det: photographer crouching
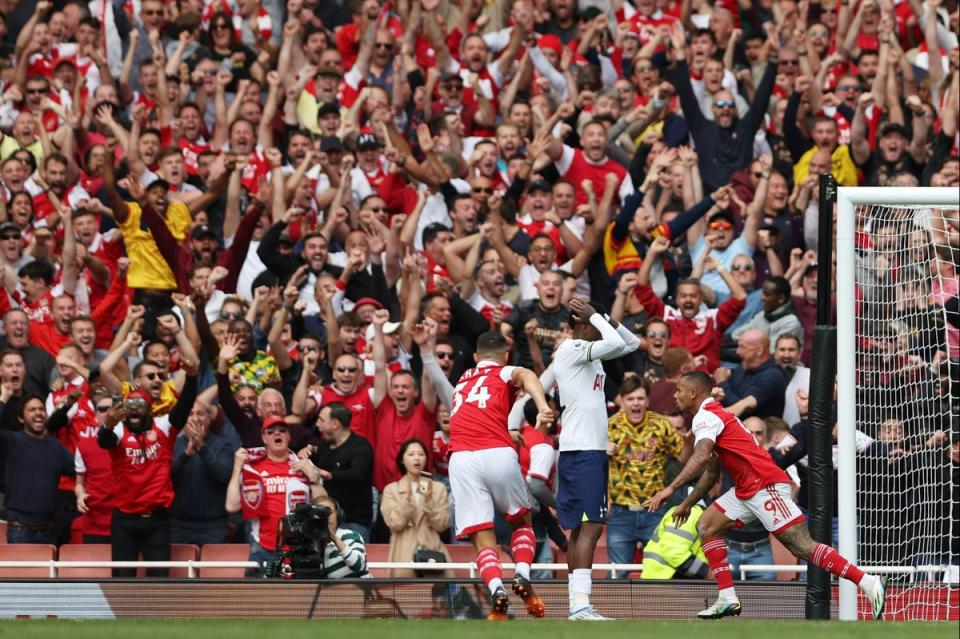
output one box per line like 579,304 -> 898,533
226,417 -> 368,578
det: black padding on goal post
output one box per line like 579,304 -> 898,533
805,173 -> 838,620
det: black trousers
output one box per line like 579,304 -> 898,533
111,509 -> 171,577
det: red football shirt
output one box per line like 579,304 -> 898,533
106,418 -> 178,514
555,146 -> 628,208
245,457 -> 310,551
449,362 -> 518,453
372,400 -> 436,491
319,384 -> 376,446
692,399 -> 790,499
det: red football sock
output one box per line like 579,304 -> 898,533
510,526 -> 536,565
477,547 -> 503,591
811,543 -> 865,585
701,537 -> 735,591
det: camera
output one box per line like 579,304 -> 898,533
264,503 -> 332,579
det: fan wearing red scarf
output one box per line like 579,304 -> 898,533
226,416 -> 325,577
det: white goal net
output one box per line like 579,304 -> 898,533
836,188 -> 959,621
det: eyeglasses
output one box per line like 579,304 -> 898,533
779,59 -> 799,67
472,187 -> 493,194
143,9 -> 162,15
213,22 -> 230,30
264,425 -> 288,434
96,405 -> 111,413
635,66 -> 654,73
435,352 -> 453,360
336,366 -> 358,373
141,372 -> 162,381
709,221 -> 733,231
713,100 -> 735,109
731,264 -> 753,272
26,88 -> 47,95
220,311 -> 243,320
646,331 -> 669,338
0,234 -> 20,240
124,397 -> 148,409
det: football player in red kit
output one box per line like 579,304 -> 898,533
646,371 -> 887,620
447,331 -> 553,621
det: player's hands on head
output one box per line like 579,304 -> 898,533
569,297 -> 596,323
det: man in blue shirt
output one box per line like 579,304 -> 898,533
714,329 -> 786,419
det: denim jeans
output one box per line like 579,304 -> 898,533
247,540 -> 277,578
725,539 -> 776,581
7,524 -> 57,544
606,504 -> 667,577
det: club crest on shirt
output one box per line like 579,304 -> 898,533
146,431 -> 157,443
241,479 -> 263,510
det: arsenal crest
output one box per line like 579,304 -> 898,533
146,431 -> 157,443
242,480 -> 263,510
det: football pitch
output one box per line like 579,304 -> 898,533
0,619 -> 954,639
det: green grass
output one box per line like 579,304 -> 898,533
0,619 -> 953,639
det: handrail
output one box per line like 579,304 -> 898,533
4,561 -> 948,581
0,560 -> 646,579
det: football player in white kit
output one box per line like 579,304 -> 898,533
552,297 -> 640,620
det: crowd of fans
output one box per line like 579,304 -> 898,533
0,0 -> 956,579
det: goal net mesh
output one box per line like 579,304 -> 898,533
850,202 -> 958,621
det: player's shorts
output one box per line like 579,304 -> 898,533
713,483 -> 805,533
557,450 -> 608,530
448,447 -> 530,539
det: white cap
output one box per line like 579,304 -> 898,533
365,322 -> 402,342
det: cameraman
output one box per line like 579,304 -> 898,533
314,495 -> 370,578
226,416 -> 324,577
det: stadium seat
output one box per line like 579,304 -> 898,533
58,543 -> 112,578
0,520 -> 6,545
0,544 -> 56,577
444,543 -> 478,578
365,543 -> 391,578
132,544 -> 198,578
770,534 -> 799,582
198,544 -> 249,578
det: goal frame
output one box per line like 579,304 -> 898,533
835,186 -> 960,620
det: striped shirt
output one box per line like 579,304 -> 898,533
323,528 -> 370,578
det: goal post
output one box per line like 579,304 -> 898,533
836,187 -> 960,621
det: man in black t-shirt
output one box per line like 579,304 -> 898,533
308,401 -> 374,542
852,114 -> 928,187
503,270 -> 572,370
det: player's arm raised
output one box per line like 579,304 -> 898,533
371,309 -> 390,408
511,367 -> 554,432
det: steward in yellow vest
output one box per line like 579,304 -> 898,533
641,504 -> 709,579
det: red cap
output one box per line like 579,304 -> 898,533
353,297 -> 384,310
538,35 -> 563,56
126,388 -> 153,404
261,416 -> 288,431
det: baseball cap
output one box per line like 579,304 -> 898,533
276,233 -> 294,247
353,297 -> 384,310
880,122 -> 908,139
537,34 -> 563,56
527,179 -> 552,193
365,320 -> 402,342
320,135 -> 344,152
146,177 -> 170,192
126,388 -> 153,404
0,222 -> 21,236
709,209 -> 735,225
356,133 -> 381,150
191,224 -> 217,240
317,101 -> 341,117
261,415 -> 288,431
316,66 -> 342,78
